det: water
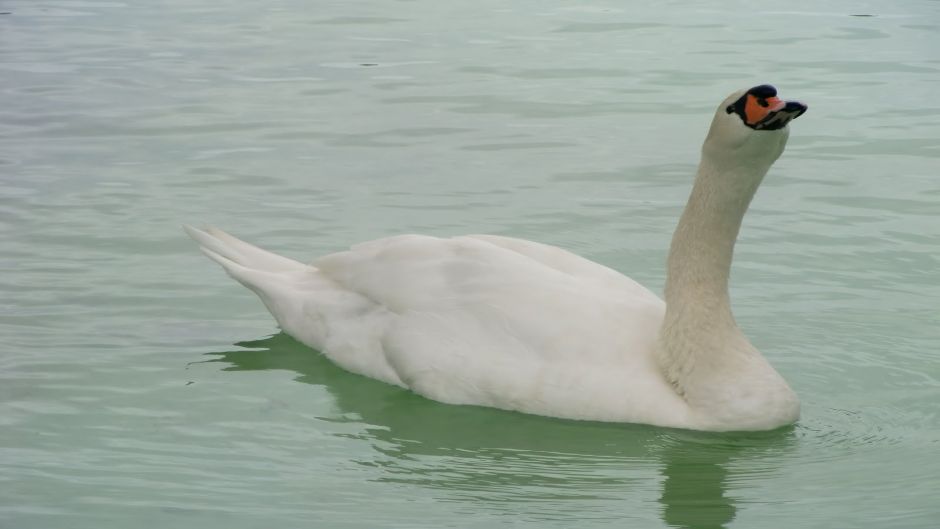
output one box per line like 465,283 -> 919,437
2,0 -> 939,527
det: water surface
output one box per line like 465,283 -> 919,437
2,1 -> 939,527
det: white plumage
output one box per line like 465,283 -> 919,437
186,86 -> 807,431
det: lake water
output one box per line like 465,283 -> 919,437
2,1 -> 939,527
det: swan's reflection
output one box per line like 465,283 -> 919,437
206,333 -> 794,528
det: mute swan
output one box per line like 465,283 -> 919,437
186,85 -> 807,432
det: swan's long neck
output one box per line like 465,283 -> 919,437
663,154 -> 769,324
648,92 -> 804,430
656,148 -> 775,401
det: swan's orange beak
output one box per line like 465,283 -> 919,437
727,85 -> 807,131
744,94 -> 786,126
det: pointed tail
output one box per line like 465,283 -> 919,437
183,225 -> 315,329
183,225 -> 306,275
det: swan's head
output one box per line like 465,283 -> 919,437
704,85 -> 807,165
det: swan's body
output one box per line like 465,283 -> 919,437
187,86 -> 807,431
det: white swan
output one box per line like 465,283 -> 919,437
186,85 -> 807,432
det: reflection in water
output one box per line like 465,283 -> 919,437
657,437 -> 738,529
206,333 -> 795,528
661,454 -> 735,528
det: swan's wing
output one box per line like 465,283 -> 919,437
313,234 -> 662,318
466,234 -> 656,297
310,235 -> 669,417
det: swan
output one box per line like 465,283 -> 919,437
185,85 -> 807,432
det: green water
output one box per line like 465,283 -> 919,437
2,1 -> 939,527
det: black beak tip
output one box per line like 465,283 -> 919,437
787,101 -> 808,112
785,101 -> 808,120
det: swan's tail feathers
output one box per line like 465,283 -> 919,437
183,225 -> 307,274
183,225 -> 317,333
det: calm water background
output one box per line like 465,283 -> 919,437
2,1 -> 939,527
